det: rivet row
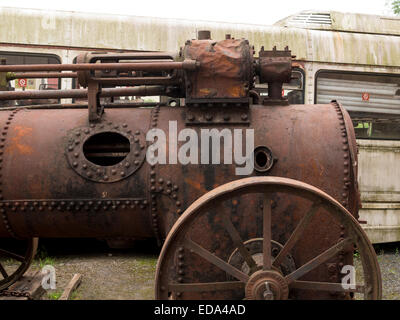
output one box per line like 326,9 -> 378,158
0,110 -> 21,238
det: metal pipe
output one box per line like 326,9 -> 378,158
81,52 -> 177,60
0,102 -> 162,110
8,72 -> 78,79
89,77 -> 179,86
0,60 -> 198,72
0,85 -> 166,100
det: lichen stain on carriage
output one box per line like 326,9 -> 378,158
6,126 -> 33,155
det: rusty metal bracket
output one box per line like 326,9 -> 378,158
185,106 -> 250,126
87,81 -> 103,122
257,46 -> 293,105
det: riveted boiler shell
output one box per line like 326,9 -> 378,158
153,103 -> 356,237
0,103 -> 357,253
0,102 -> 357,298
151,102 -> 356,299
0,108 -> 154,238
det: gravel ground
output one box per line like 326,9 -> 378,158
3,239 -> 400,300
370,244 -> 400,300
31,239 -> 159,300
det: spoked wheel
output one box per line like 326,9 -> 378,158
0,238 -> 38,290
155,177 -> 381,300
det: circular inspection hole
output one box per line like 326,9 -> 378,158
253,146 -> 274,173
83,132 -> 131,166
168,99 -> 178,107
257,151 -> 270,168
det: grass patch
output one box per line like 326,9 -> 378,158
134,256 -> 158,268
38,257 -> 56,268
0,258 -> 15,266
47,291 -> 62,300
70,291 -> 79,300
34,244 -> 57,268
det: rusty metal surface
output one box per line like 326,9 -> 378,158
155,177 -> 381,300
0,32 -> 379,298
258,46 -> 292,102
0,102 -> 357,243
75,51 -> 182,88
0,86 -> 167,101
0,108 -> 153,238
147,102 -> 364,300
334,100 -> 361,217
153,102 -> 359,238
7,72 -> 77,80
0,60 -> 198,73
183,38 -> 253,104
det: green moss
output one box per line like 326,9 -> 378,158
47,291 -> 62,300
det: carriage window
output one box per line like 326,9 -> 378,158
316,71 -> 400,140
256,68 -> 305,104
0,51 -> 61,106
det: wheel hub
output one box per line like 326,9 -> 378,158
228,238 -> 296,277
245,270 -> 289,300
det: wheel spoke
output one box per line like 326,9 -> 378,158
290,280 -> 365,293
0,262 -> 8,279
285,237 -> 352,284
0,248 -> 25,262
221,212 -> 257,271
263,195 -> 272,270
183,237 -> 249,282
169,281 -> 245,292
273,201 -> 321,268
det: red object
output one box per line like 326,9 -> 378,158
18,78 -> 27,87
47,77 -> 58,89
362,92 -> 370,101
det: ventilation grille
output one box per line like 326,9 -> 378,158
287,13 -> 332,26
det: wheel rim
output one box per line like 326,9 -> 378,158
0,238 -> 38,290
155,177 -> 381,300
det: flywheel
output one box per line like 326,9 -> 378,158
155,177 -> 381,300
0,238 -> 38,290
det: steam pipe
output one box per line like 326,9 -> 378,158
0,60 -> 198,72
0,85 -> 167,100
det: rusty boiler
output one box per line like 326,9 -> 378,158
0,31 -> 381,300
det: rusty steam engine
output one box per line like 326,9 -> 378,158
0,31 -> 381,300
